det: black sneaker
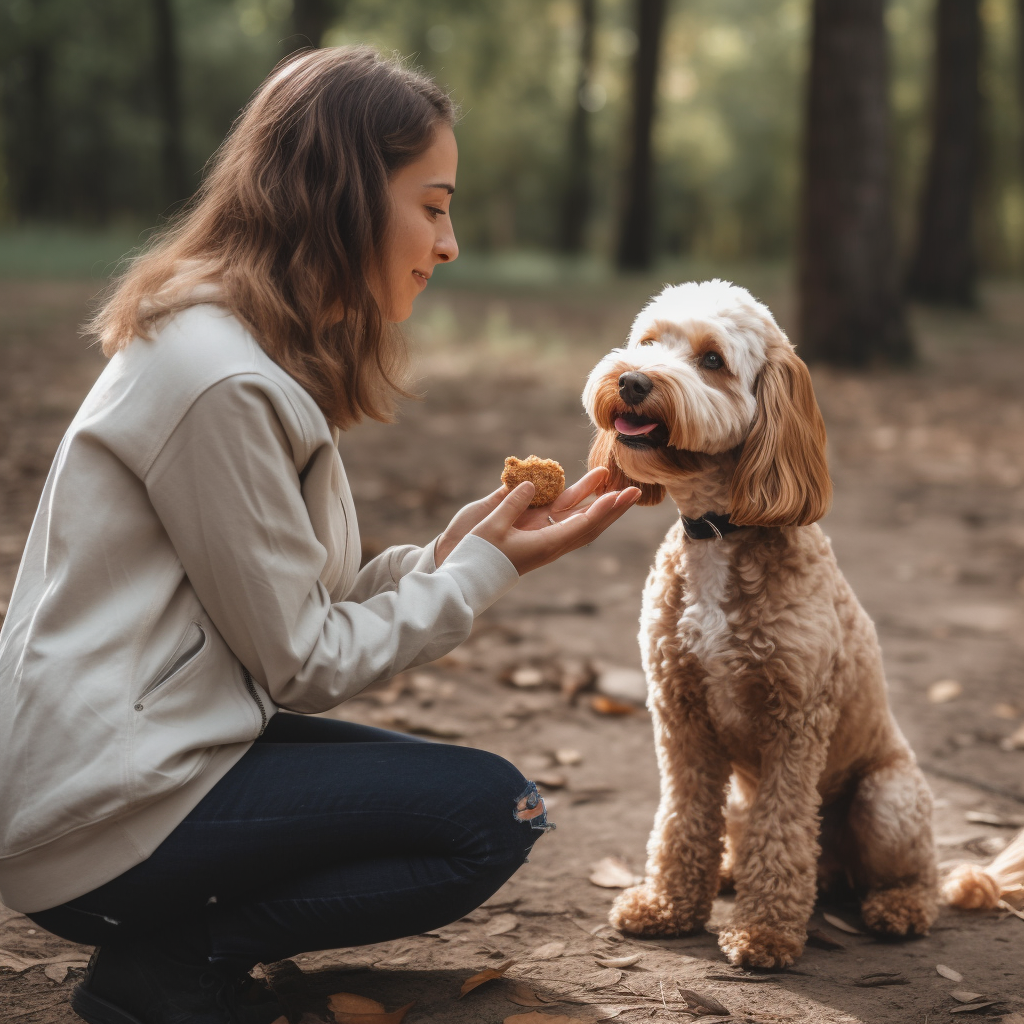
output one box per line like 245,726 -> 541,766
70,945 -> 282,1024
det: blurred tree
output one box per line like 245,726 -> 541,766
290,0 -> 342,50
558,0 -> 596,254
615,0 -> 667,270
1,0 -> 57,219
798,0 -> 913,366
1019,0 -> 1024,172
907,0 -> 981,306
152,0 -> 188,211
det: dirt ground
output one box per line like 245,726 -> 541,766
1,274 -> 1023,1024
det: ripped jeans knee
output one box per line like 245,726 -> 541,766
514,780 -> 555,860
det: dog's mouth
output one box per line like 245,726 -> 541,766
614,411 -> 670,450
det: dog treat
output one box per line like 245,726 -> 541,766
502,455 -> 565,507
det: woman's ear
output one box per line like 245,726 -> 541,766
728,345 -> 832,527
589,429 -> 666,506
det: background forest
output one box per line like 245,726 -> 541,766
1,0 -> 1022,285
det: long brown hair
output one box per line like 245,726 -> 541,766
88,46 -> 455,428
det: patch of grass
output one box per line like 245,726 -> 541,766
0,226 -> 149,279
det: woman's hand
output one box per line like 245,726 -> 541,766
434,467 -> 638,571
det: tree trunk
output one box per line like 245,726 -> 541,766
907,0 -> 981,306
1017,0 -> 1024,182
290,0 -> 336,50
152,0 -> 188,211
798,0 -> 913,366
20,35 -> 53,219
558,0 -> 597,254
615,0 -> 667,271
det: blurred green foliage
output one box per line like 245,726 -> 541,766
0,0 -> 1021,274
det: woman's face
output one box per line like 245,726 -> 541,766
381,125 -> 459,322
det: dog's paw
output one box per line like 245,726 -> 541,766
718,923 -> 805,969
861,884 -> 938,937
609,884 -> 707,937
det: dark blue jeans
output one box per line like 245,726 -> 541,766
28,713 -> 551,969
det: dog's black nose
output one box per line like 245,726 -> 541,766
618,371 -> 653,406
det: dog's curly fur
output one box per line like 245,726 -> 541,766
583,280 -> 938,968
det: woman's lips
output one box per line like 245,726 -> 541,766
614,416 -> 658,436
413,270 -> 430,289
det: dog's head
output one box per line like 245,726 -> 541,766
583,280 -> 832,527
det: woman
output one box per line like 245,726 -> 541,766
0,47 -> 639,1024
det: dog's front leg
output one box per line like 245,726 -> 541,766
610,686 -> 731,937
717,710 -> 833,969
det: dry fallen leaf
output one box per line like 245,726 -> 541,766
507,983 -> 549,1007
533,771 -> 567,789
529,940 -> 566,960
928,679 -> 962,703
678,989 -> 730,1016
43,963 -> 73,984
586,969 -> 623,988
0,949 -> 90,975
461,959 -> 516,997
329,994 -> 387,1014
554,748 -> 583,766
328,992 -> 415,1024
504,1014 -> 575,1024
1002,722 -> 1024,751
936,964 -> 964,983
510,667 -> 546,688
806,928 -> 845,951
822,912 -> 863,935
854,972 -> 908,987
950,991 -> 986,1003
949,1002 -> 999,1014
589,857 -> 637,889
594,954 -> 641,969
590,695 -> 636,716
486,913 -> 519,936
964,810 -> 1024,828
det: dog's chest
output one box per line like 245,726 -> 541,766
677,542 -> 736,669
675,542 -> 755,739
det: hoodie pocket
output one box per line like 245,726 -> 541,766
138,620 -> 207,703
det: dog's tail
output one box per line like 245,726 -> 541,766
942,827 -> 1024,911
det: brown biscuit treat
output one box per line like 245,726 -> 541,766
502,455 -> 565,507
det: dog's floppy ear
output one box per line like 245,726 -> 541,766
728,344 -> 832,527
589,429 -> 666,506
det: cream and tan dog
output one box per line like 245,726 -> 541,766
584,280 -> 937,968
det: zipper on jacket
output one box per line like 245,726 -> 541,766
139,622 -> 207,702
243,666 -> 268,736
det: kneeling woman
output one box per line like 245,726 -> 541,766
0,47 -> 638,1024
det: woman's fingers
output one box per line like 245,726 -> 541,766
550,466 -> 609,513
485,481 -> 536,529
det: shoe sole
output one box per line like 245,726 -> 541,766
71,984 -> 146,1024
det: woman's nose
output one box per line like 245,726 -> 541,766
435,226 -> 458,263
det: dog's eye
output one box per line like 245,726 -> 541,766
637,337 -> 656,347
700,351 -> 724,370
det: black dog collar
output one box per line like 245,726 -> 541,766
681,511 -> 745,540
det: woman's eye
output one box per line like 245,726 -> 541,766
700,351 -> 724,370
426,206 -> 445,218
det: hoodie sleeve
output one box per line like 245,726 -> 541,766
144,375 -> 518,713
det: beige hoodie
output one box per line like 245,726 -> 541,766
0,304 -> 519,913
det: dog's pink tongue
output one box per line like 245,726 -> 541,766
615,416 -> 658,436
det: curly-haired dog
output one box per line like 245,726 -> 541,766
583,280 -> 937,968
